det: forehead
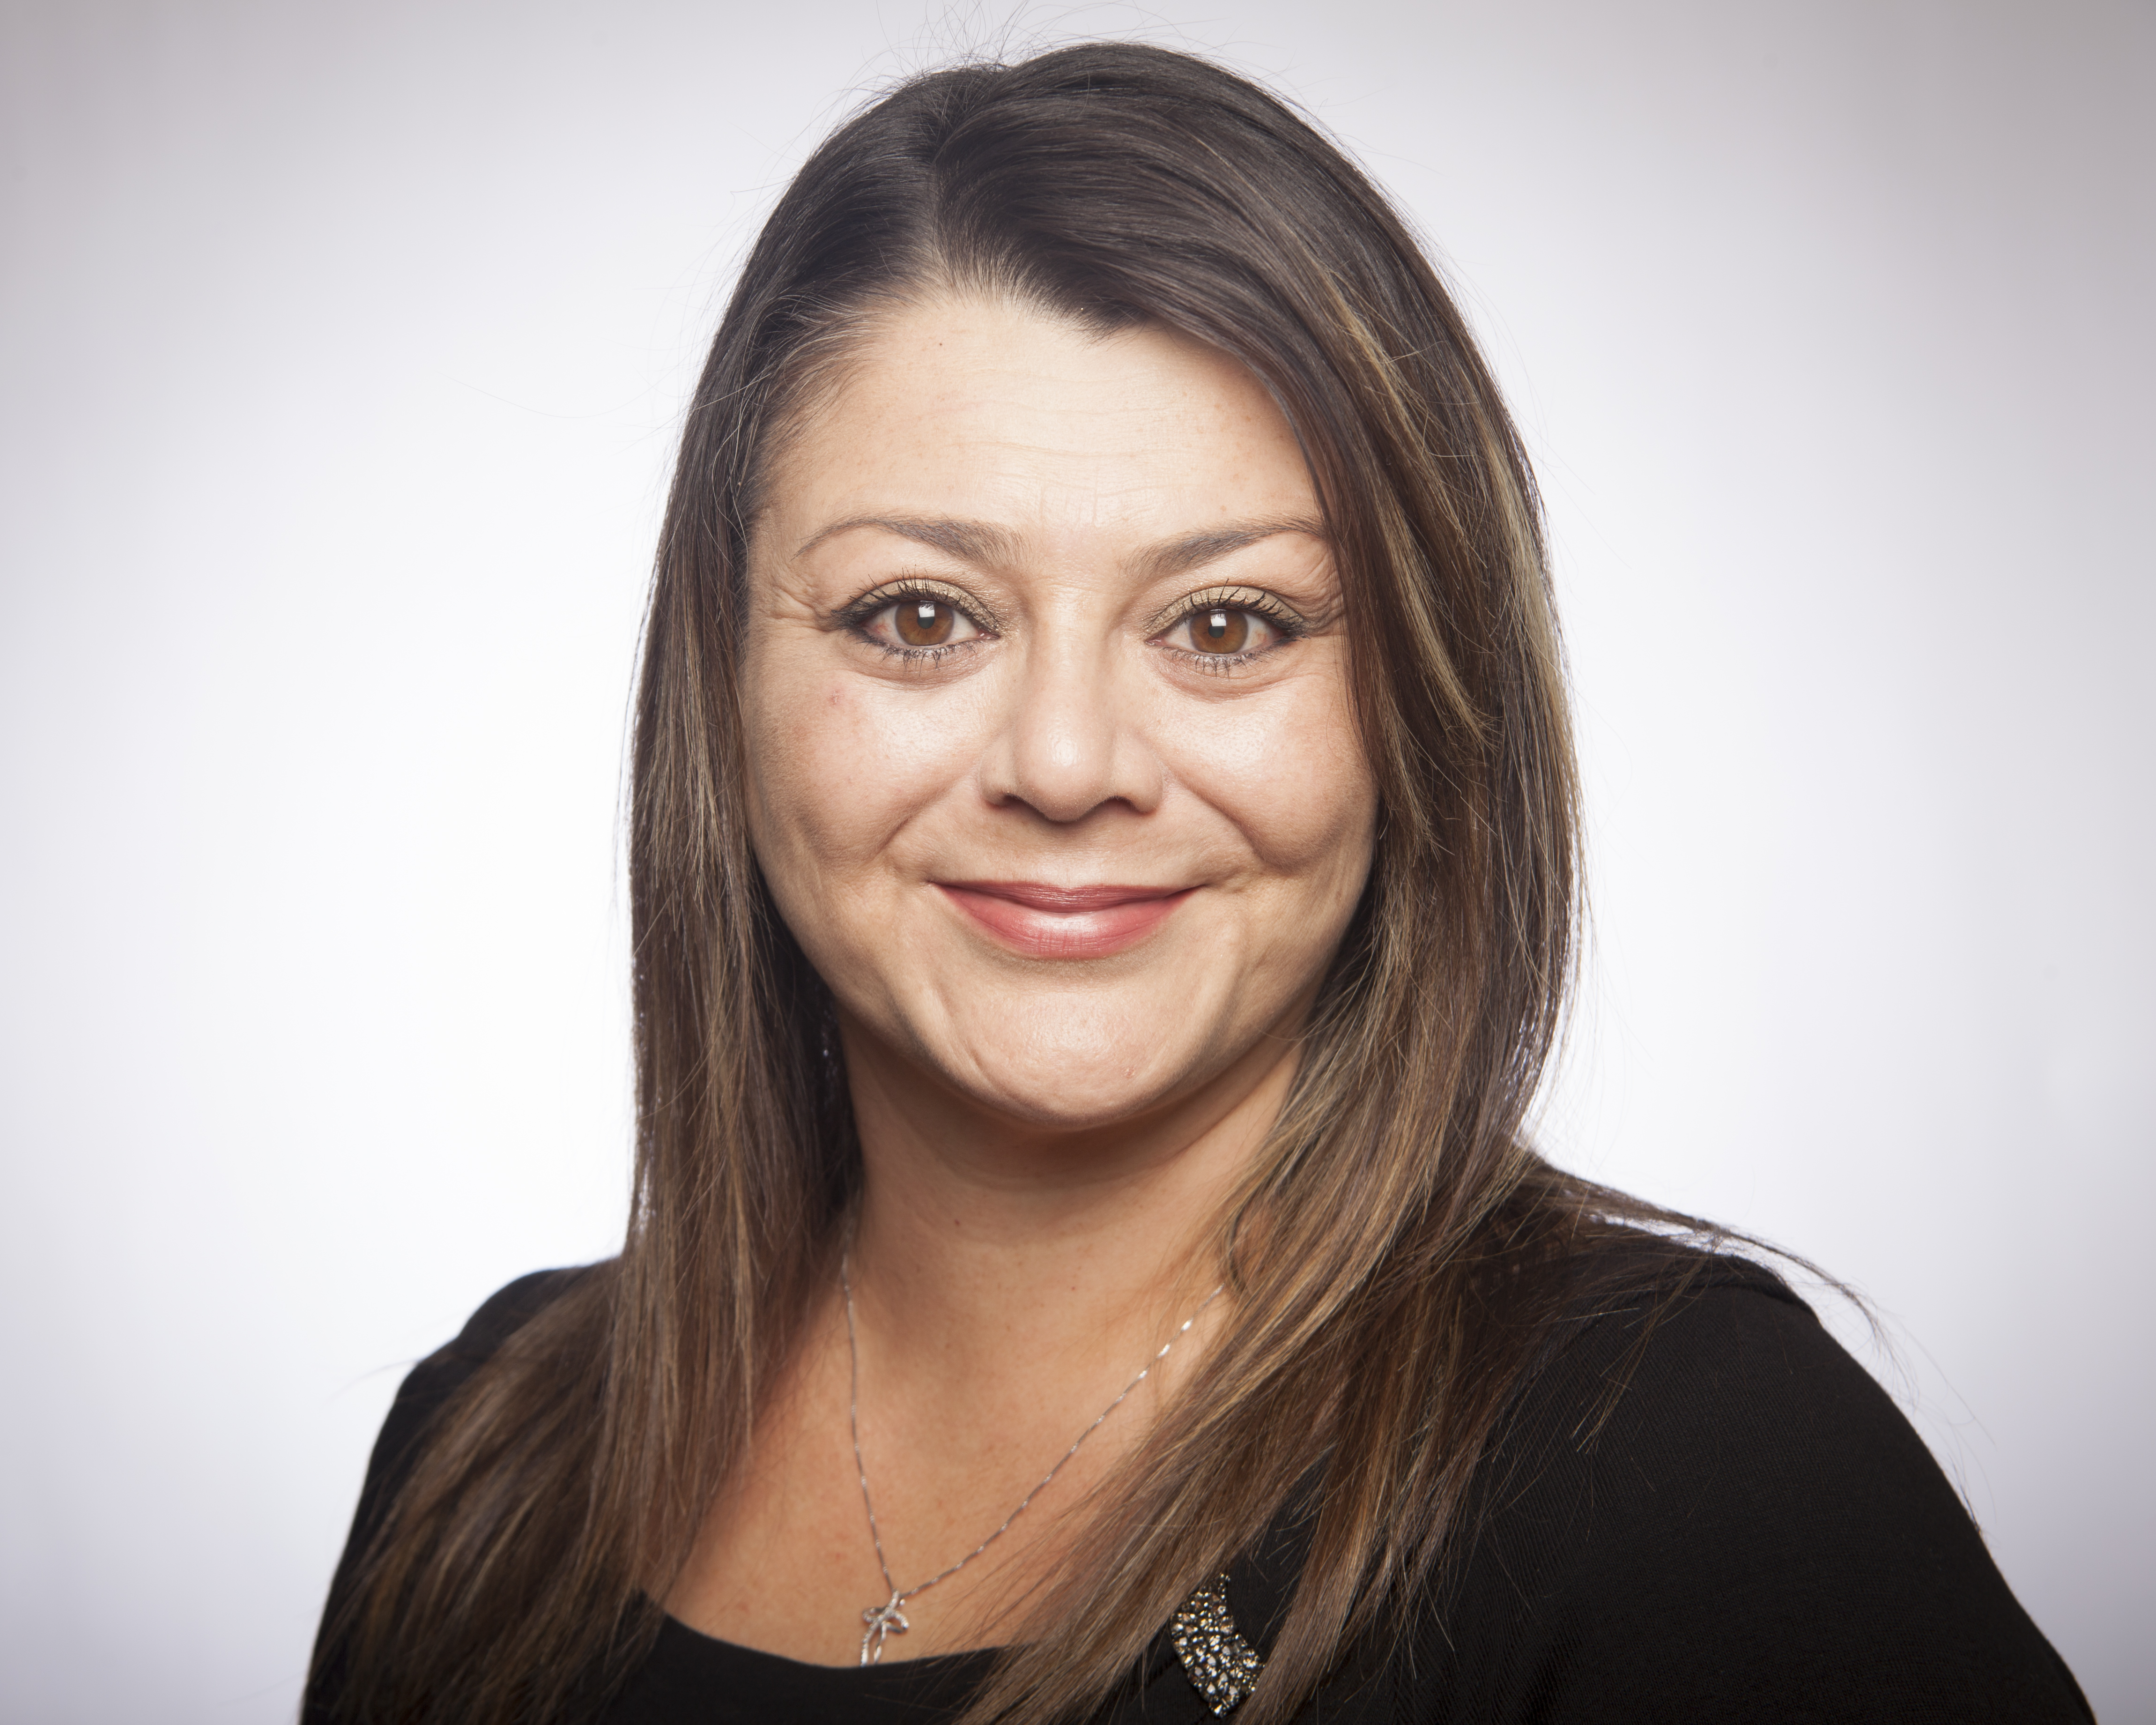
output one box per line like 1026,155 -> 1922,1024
758,293 -> 1319,558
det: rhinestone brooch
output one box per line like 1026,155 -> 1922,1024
1169,1574 -> 1263,1716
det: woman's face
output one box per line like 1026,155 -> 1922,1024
742,294 -> 1378,1133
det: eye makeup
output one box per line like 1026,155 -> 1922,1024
832,578 -> 1001,663
1148,585 -> 1311,674
827,577 -> 1319,674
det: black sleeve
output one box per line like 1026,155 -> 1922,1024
1405,1273 -> 2091,1723
302,1268 -> 590,1723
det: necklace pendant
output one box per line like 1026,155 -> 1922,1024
859,1591 -> 910,1665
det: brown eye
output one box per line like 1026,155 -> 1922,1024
1193,608 -> 1250,654
1157,599 -> 1291,665
894,599 -> 956,647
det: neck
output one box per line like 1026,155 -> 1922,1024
836,1006 -> 1300,1391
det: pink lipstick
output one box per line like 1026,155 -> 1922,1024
935,880 -> 1195,959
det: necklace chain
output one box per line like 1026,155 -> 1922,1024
841,1248 -> 1222,1665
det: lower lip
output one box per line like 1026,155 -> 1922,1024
936,885 -> 1195,959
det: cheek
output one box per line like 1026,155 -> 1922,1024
1160,670 -> 1376,883
741,647 -> 984,885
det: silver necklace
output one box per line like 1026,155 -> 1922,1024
840,1249 -> 1222,1665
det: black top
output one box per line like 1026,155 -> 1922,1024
311,1259 -> 2091,1724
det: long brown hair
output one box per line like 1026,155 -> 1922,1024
315,42 -> 1722,1725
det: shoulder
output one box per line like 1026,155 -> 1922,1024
1529,1249 -> 1880,1476
1402,1251 -> 2091,1722
1520,1260 -> 1933,1552
306,1266 -> 608,1720
323,1269 -> 602,1586
393,1266 -> 600,1422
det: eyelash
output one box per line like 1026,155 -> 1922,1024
835,582 -> 1308,671
1152,588 -> 1308,674
838,581 -> 998,663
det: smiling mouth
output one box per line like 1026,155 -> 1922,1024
934,880 -> 1197,959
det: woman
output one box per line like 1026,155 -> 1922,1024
305,43 -> 2089,1725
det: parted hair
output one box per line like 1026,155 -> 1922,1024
309,40 -> 1716,1725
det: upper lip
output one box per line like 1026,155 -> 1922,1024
935,880 -> 1193,911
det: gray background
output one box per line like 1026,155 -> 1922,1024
2,1 -> 2149,1719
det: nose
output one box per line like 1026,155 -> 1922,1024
976,630 -> 1164,823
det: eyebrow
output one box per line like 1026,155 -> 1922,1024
794,513 -> 1327,576
1133,517 -> 1328,580
795,514 -> 1019,564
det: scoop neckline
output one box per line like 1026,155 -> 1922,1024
658,1610 -> 1005,1678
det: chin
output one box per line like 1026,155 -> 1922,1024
927,996 -> 1245,1131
